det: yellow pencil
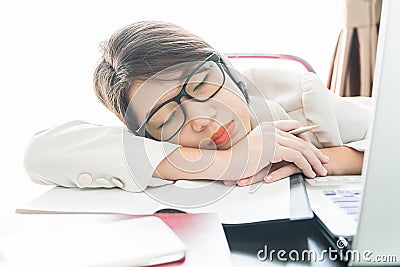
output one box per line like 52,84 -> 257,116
288,125 -> 319,135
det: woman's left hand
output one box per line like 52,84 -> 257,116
228,161 -> 301,187
229,120 -> 320,187
223,119 -> 329,186
231,146 -> 365,187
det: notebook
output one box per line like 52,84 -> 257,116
0,216 -> 186,267
305,0 -> 400,265
17,174 -> 312,225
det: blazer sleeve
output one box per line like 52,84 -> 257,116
243,67 -> 373,151
328,92 -> 373,151
299,72 -> 373,151
23,120 -> 180,192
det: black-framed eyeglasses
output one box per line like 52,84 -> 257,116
135,53 -> 225,141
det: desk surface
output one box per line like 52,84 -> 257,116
0,212 -> 233,267
0,213 -> 347,266
224,218 -> 347,266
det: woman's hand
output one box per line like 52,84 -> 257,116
271,120 -> 329,177
222,120 -> 329,184
224,120 -> 329,186
233,146 -> 364,187
157,119 -> 328,183
232,161 -> 301,187
232,120 -> 328,177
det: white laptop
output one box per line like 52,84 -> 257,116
305,0 -> 400,265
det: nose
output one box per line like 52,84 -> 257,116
191,117 -> 212,132
181,99 -> 216,133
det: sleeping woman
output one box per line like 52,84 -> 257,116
24,21 -> 372,192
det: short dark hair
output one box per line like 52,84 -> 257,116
93,20 -> 213,129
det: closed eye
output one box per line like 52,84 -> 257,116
193,81 -> 206,91
192,73 -> 209,92
158,111 -> 177,129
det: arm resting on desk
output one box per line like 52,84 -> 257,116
23,120 -> 178,192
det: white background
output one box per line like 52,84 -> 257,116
0,0 -> 343,214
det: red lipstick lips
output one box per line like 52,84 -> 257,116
211,121 -> 235,146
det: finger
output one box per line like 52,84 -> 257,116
274,120 -> 301,131
279,131 -> 330,165
275,146 -> 316,178
236,176 -> 254,187
297,132 -> 311,142
299,136 -> 329,164
277,131 -> 329,164
269,161 -> 289,172
223,180 -> 237,186
237,166 -> 270,187
264,164 -> 301,183
238,173 -> 265,187
274,120 -> 312,143
277,136 -> 327,176
281,130 -> 329,161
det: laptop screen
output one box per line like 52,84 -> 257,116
350,0 -> 400,265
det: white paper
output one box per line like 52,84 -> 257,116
18,179 -> 290,224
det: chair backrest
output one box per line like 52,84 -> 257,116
226,53 -> 315,73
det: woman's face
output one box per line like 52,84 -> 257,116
128,61 -> 252,150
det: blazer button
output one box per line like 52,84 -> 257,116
77,173 -> 92,187
110,178 -> 124,188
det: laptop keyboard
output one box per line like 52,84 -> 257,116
322,189 -> 362,221
305,176 -> 361,186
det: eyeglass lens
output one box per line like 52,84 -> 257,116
145,60 -> 224,141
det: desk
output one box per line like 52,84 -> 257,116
0,213 -> 347,266
0,212 -> 232,267
224,218 -> 347,266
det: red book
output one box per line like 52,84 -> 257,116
146,213 -> 233,267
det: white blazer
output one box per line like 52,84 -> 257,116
23,68 -> 373,192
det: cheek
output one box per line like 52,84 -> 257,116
218,80 -> 247,108
217,91 -> 251,129
171,128 -> 200,148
